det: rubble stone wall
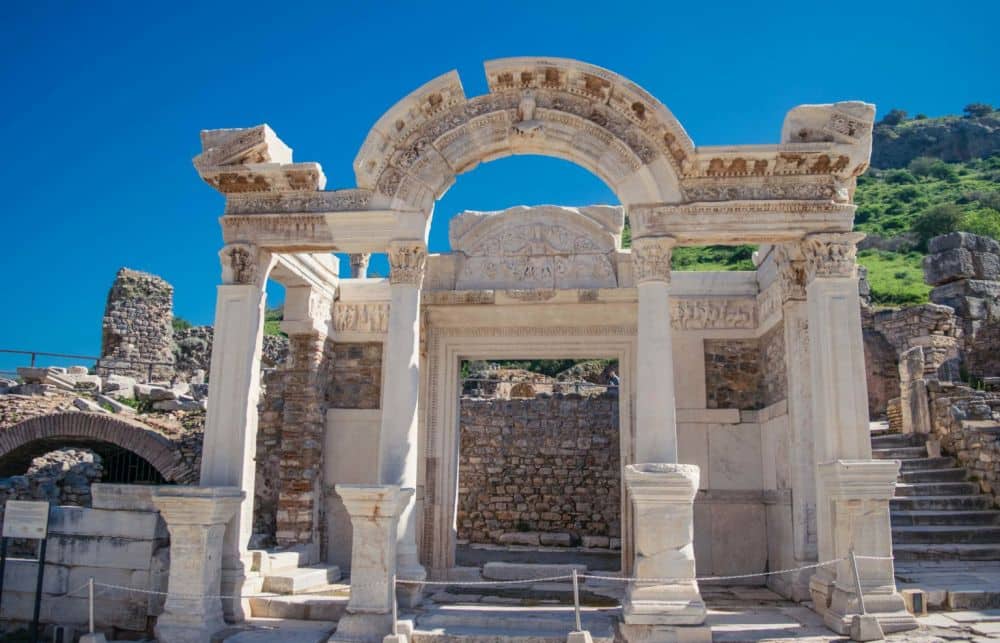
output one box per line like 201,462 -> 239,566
98,268 -> 175,381
704,329 -> 787,411
928,380 -> 1000,506
456,393 -> 620,544
327,343 -> 382,409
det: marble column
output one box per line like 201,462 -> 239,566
200,243 -> 274,621
801,233 -> 917,634
350,253 -> 371,279
378,240 -> 427,606
632,236 -> 679,463
331,485 -> 413,643
152,486 -> 245,643
774,244 -> 817,601
621,464 -> 710,643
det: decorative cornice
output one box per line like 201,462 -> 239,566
388,241 -> 427,286
801,232 -> 865,281
631,236 -> 675,284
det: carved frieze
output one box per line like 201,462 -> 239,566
681,177 -> 845,203
801,232 -> 865,281
224,189 -> 374,215
332,302 -> 389,333
631,236 -> 675,284
671,298 -> 756,330
388,241 -> 428,286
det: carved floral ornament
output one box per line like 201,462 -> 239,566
772,244 -> 808,302
800,232 -> 865,281
388,241 -> 428,286
631,236 -> 675,284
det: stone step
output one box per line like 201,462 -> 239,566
899,468 -> 969,483
894,482 -> 980,497
892,510 -> 1000,526
248,592 -> 349,622
413,606 -> 616,642
891,495 -> 995,511
261,565 -> 342,594
892,525 -> 1000,544
429,582 -> 620,607
481,562 -> 587,581
899,456 -> 957,472
871,433 -> 926,449
893,544 -> 1000,561
254,549 -> 312,574
873,446 -> 927,459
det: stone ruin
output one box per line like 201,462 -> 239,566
97,268 -> 176,381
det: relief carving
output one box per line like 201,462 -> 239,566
333,302 -> 389,333
773,244 -> 808,302
219,243 -> 264,286
631,236 -> 675,284
671,298 -> 756,330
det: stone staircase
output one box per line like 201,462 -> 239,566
871,430 -> 1000,561
247,550 -> 349,622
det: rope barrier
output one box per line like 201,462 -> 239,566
79,556 -> 858,601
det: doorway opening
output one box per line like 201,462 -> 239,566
454,358 -> 622,574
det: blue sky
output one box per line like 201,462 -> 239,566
0,0 -> 997,371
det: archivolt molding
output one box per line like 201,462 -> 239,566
0,412 -> 197,483
193,59 -> 876,249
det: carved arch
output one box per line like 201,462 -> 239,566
353,57 -> 692,211
0,413 -> 198,483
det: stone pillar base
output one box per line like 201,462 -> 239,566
813,460 -> 918,635
395,566 -> 426,609
331,485 -> 413,643
618,623 -> 712,643
623,464 -> 706,629
153,486 -> 245,643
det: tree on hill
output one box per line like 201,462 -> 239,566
879,109 -> 908,126
964,103 -> 995,118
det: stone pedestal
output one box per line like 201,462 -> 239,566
379,242 -> 427,606
621,464 -> 710,643
810,461 -> 917,635
152,486 -> 245,643
331,485 -> 413,643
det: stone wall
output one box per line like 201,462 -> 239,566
926,232 -> 1000,381
704,329 -> 787,411
173,325 -> 289,382
0,484 -> 168,638
705,340 -> 761,410
98,268 -> 175,381
0,448 -> 103,510
327,343 -> 382,409
253,368 -> 285,546
928,380 -> 1000,505
456,393 -> 620,545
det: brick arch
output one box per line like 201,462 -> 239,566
0,413 -> 197,483
353,57 -> 692,212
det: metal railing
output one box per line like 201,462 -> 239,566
0,348 -> 174,383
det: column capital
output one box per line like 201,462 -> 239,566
349,253 -> 371,279
388,240 -> 427,286
219,242 -> 274,286
800,232 -> 865,282
632,236 -> 676,284
773,244 -> 808,302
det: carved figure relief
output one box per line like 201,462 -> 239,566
333,302 -> 389,333
801,232 -> 864,281
631,237 -> 674,284
219,243 -> 261,285
671,298 -> 756,330
388,241 -> 428,286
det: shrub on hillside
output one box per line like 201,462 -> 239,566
913,204 -> 963,249
961,209 -> 1000,240
880,109 -> 908,126
884,169 -> 916,184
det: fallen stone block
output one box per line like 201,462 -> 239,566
73,397 -> 108,413
539,532 -> 573,547
498,532 -> 541,546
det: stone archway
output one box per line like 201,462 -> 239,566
353,57 -> 690,214
0,412 -> 197,483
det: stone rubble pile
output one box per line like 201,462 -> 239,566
0,448 -> 103,509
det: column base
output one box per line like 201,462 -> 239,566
824,584 -> 918,635
155,617 -> 229,643
618,623 -> 712,643
396,564 -> 427,608
766,563 -> 814,602
623,591 -> 707,626
221,563 -> 261,623
330,611 -> 395,643
809,570 -> 835,616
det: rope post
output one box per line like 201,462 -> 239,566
572,569 -> 582,632
849,548 -> 867,615
392,573 -> 398,636
88,577 -> 95,633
